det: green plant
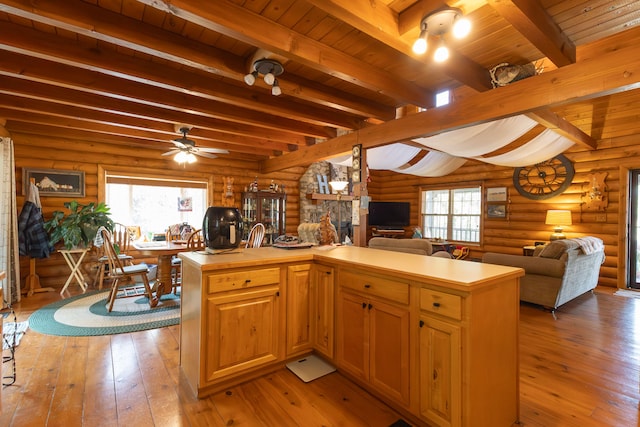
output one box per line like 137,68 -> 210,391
44,200 -> 114,250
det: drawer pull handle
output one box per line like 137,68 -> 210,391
362,302 -> 367,309
433,302 -> 441,308
368,303 -> 373,310
433,370 -> 438,380
325,271 -> 332,275
419,320 -> 424,328
364,284 -> 371,288
244,279 -> 251,284
276,291 -> 280,297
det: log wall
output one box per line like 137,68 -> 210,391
14,133 -> 305,291
367,135 -> 640,289
14,131 -> 639,291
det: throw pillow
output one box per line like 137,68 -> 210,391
538,239 -> 580,259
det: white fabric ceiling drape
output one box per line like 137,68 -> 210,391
0,137 -> 21,304
327,114 -> 576,177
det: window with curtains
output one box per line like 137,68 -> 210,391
105,174 -> 208,238
420,186 -> 481,243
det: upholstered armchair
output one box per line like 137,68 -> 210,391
482,237 -> 605,314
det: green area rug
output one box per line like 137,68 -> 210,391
29,287 -> 180,336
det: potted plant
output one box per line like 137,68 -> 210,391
44,200 -> 115,250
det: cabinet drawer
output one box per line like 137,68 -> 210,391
340,271 -> 409,305
208,267 -> 280,293
420,288 -> 462,320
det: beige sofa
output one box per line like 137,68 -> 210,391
482,237 -> 605,312
368,237 -> 434,255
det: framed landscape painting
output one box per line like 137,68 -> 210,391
23,168 -> 85,198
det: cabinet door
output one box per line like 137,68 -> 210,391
286,264 -> 312,355
336,290 -> 368,381
369,298 -> 410,406
205,286 -> 281,383
419,315 -> 461,427
311,264 -> 334,359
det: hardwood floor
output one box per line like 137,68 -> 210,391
1,287 -> 638,426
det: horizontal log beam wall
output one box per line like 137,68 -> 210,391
367,136 -> 638,289
14,134 -> 304,291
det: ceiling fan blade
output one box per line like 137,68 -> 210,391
196,151 -> 218,159
162,149 -> 180,156
171,140 -> 188,149
198,147 -> 229,154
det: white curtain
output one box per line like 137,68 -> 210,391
475,129 -> 575,166
393,151 -> 467,177
329,143 -> 422,170
0,137 -> 20,304
411,115 -> 538,157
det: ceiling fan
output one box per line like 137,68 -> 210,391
163,125 -> 228,163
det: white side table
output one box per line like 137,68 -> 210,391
59,248 -> 90,296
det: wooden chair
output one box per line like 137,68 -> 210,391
94,222 -> 134,290
187,228 -> 206,250
245,223 -> 266,249
100,228 -> 157,312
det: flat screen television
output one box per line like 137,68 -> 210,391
368,201 -> 410,229
202,206 -> 244,250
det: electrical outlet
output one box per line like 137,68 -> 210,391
595,213 -> 607,222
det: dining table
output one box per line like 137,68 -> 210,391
132,241 -> 190,300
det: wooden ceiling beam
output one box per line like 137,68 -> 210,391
305,0 -> 588,149
486,0 -> 576,67
261,31 -> 640,172
135,0 -> 432,107
0,81 -> 313,146
0,22 -> 383,128
0,0 -> 391,121
0,107 -> 285,156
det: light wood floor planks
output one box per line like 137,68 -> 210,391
1,287 -> 638,426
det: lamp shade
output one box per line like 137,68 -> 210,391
545,210 -> 572,226
329,180 -> 348,192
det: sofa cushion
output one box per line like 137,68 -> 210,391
482,252 -> 566,278
538,239 -> 580,259
368,237 -> 432,256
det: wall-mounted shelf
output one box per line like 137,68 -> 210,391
307,193 -> 354,202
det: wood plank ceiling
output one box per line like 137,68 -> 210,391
0,0 -> 639,170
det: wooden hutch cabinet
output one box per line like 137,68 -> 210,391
241,191 -> 286,245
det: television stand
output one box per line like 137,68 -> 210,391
372,228 -> 406,238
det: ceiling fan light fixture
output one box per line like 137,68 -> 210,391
174,150 -> 189,164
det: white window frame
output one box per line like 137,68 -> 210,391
419,184 -> 482,244
98,165 -> 214,235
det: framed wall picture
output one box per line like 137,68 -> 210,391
487,203 -> 507,218
23,168 -> 85,197
486,186 -> 507,202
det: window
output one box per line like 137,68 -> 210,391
435,89 -> 450,107
420,186 -> 481,243
105,172 -> 210,238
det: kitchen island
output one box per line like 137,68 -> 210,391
178,246 -> 523,427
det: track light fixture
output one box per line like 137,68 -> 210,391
243,58 -> 284,96
412,7 -> 471,62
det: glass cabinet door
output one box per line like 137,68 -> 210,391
241,192 -> 286,245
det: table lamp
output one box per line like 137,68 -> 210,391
329,180 -> 349,244
545,210 -> 572,240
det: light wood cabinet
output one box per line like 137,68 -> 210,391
336,270 -> 410,406
310,264 -> 335,360
419,314 -> 461,427
286,264 -> 312,356
203,267 -> 283,385
179,246 -> 521,424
